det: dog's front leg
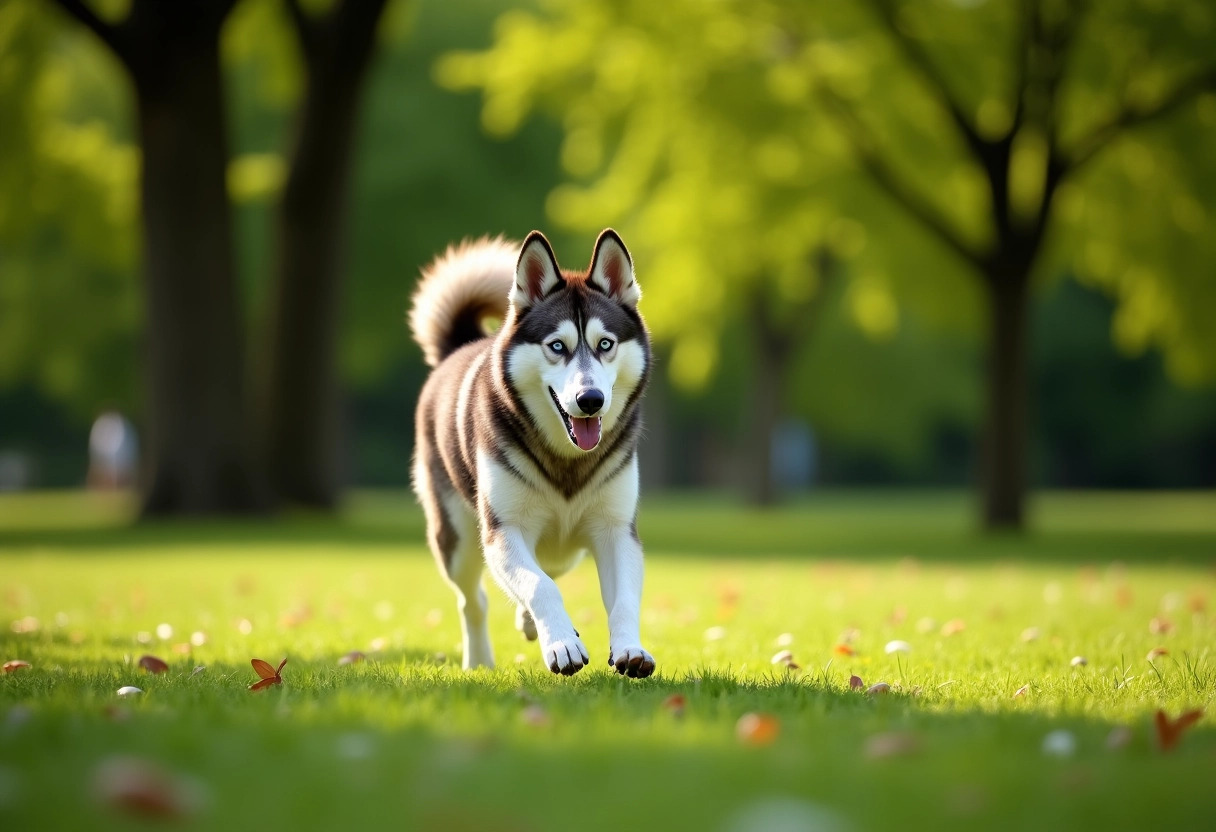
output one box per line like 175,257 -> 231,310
483,525 -> 589,676
593,526 -> 655,678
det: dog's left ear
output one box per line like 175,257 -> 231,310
587,229 -> 640,307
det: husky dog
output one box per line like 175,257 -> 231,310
409,229 -> 655,678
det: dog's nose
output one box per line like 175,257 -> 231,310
575,388 -> 604,416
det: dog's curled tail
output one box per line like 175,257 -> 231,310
409,236 -> 517,367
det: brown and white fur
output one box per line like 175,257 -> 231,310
409,229 -> 655,677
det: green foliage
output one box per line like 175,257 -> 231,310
438,0 -> 1216,386
2,490 -> 1215,830
0,0 -> 139,416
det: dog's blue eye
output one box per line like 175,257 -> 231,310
548,341 -> 565,353
598,338 -> 614,351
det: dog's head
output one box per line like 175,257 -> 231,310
501,229 -> 649,457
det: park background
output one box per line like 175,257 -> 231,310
2,2 -> 1215,830
1,0 -> 1213,529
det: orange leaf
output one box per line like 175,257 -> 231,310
832,644 -> 855,657
1154,709 -> 1203,752
662,694 -> 687,715
248,657 -> 286,691
137,655 -> 169,674
736,713 -> 780,746
3,660 -> 31,673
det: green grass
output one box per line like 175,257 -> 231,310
2,490 -> 1214,831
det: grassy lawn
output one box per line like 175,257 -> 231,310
1,490 -> 1214,830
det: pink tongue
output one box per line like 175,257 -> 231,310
571,417 -> 601,450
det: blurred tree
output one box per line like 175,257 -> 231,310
438,0 -> 1216,525
264,0 -> 393,508
47,0 -> 268,515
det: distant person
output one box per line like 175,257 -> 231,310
88,411 -> 138,490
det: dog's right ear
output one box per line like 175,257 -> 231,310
510,231 -> 564,310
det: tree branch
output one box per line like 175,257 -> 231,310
1065,66 -> 1216,175
47,0 -> 130,63
816,85 -> 987,271
864,0 -> 990,162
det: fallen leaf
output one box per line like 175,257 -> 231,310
736,713 -> 780,746
191,666 -> 206,677
771,650 -> 794,665
2,660 -> 31,673
1070,656 -> 1088,667
940,619 -> 966,636
832,643 -> 855,657
1105,725 -> 1133,751
662,694 -> 687,716
338,651 -> 365,666
1154,709 -> 1203,752
248,657 -> 287,691
849,675 -> 865,690
91,755 -> 201,818
1187,592 -> 1207,614
1012,684 -> 1030,698
1149,617 -> 1172,635
865,732 -> 920,759
866,682 -> 890,696
521,704 -> 549,727
1146,647 -> 1169,662
1114,585 -> 1133,608
137,655 -> 169,674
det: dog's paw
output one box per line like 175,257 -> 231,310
541,632 -> 589,676
608,645 -> 656,678
515,606 -> 538,642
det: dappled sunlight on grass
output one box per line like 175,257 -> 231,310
2,491 -> 1215,830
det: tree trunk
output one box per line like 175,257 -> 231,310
743,293 -> 791,506
264,0 -> 388,507
133,26 -> 268,516
980,269 -> 1030,530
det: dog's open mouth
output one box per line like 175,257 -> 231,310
548,387 -> 601,451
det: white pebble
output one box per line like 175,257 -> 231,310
1070,656 -> 1087,667
884,640 -> 911,654
1042,730 -> 1076,757
116,686 -> 143,697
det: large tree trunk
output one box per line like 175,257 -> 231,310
133,21 -> 267,516
743,293 -> 792,506
980,269 -> 1030,529
263,0 -> 388,507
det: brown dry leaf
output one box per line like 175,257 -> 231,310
865,731 -> 921,759
1146,647 -> 1169,662
137,655 -> 169,674
1154,709 -> 1203,752
940,619 -> 966,636
338,651 -> 366,666
91,755 -> 201,818
248,657 -> 286,691
521,704 -> 549,727
736,713 -> 780,746
1012,684 -> 1030,698
866,682 -> 890,696
1149,617 -> 1173,635
3,660 -> 31,673
1114,585 -> 1133,608
662,694 -> 687,716
849,675 -> 865,690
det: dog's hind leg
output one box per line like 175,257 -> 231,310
515,606 -> 538,641
431,492 -> 494,670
